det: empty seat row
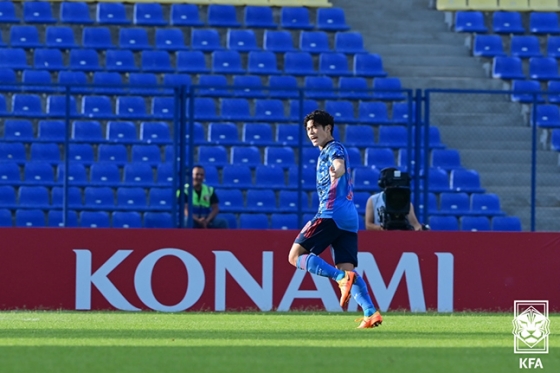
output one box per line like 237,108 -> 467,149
0,95 -> 408,121
455,11 -> 560,34
0,3 -> 350,31
418,192 -> 505,217
2,26 -> 366,54
0,49 -> 387,77
511,80 -> 560,103
492,56 -> 560,80
429,215 -> 522,231
440,0 -> 560,12
474,35 -> 560,58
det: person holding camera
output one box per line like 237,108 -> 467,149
365,167 -> 425,231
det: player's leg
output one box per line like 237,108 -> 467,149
332,233 -> 383,329
288,218 -> 346,282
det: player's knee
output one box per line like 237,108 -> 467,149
287,252 -> 298,267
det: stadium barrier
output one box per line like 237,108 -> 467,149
0,228 -> 558,312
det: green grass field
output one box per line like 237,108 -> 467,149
0,311 -> 557,373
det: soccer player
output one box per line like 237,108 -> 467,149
287,110 -> 383,329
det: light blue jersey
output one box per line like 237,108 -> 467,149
315,140 -> 359,232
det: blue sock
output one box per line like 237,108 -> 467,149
351,272 -> 377,317
296,254 -> 345,281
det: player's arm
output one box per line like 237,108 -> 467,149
365,197 -> 384,231
407,203 -> 423,231
330,158 -> 346,180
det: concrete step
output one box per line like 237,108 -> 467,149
466,161 -> 559,173
369,44 -> 470,57
399,77 -> 508,90
365,20 -> 450,33
487,186 -> 560,206
480,171 -> 560,187
369,32 -> 466,44
387,65 -> 487,78
430,114 -> 523,127
430,100 -> 522,114
438,126 -> 531,142
382,55 -> 479,67
460,149 -> 559,164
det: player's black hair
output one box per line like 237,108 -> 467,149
304,110 -> 335,135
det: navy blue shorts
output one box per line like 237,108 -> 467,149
294,217 -> 358,267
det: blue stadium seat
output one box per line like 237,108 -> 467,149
353,192 -> 370,214
243,123 -> 274,145
151,97 -> 175,120
208,4 -> 240,28
511,36 -> 542,58
148,188 -> 173,210
246,190 -> 276,213
0,68 -> 16,85
192,29 -> 223,51
141,51 -> 173,73
0,186 -> 17,208
269,75 -> 298,99
0,48 -> 28,70
23,162 -> 55,185
12,94 -> 43,117
281,7 -> 313,30
45,26 -> 77,49
304,76 -> 336,100
339,77 -> 370,100
239,213 -> 269,229
98,144 -> 128,165
438,192 -> 471,216
373,78 -> 406,100
80,211 -> 111,228
170,4 -> 203,27
156,164 -> 173,185
117,96 -> 148,119
0,2 -> 19,23
134,3 -> 166,26
198,146 -> 228,167
265,147 -> 295,168
492,56 -> 525,79
264,30 -> 296,52
82,96 -> 112,118
346,147 -> 362,166
128,73 -> 158,95
302,148 -> 321,167
112,211 -> 142,228
492,11 -> 524,34
56,163 -> 88,186
22,70 -> 54,93
335,32 -> 366,54
529,12 -> 560,34
18,186 -> 50,208
97,2 -> 130,25
552,128 -> 560,150
432,149 -> 463,170
325,100 -> 356,123
144,211 -> 174,228
208,122 -> 239,145
345,125 -> 375,148
231,146 -> 261,167
69,49 -> 101,72
300,31 -> 331,53
284,52 -> 316,76
29,143 -> 58,164
140,122 -> 171,144
51,186 -> 82,207
217,189 -> 244,212
60,2 -> 93,24
227,29 -> 259,52
57,73 -> 89,96
155,29 -> 187,51
425,168 -> 451,193
319,53 -> 351,76
532,104 -> 560,128
278,191 -> 306,213
398,148 -> 425,174
131,144 -> 161,165
0,142 -> 26,164
317,7 -> 350,31
106,50 -> 138,72
23,2 -> 56,24
392,102 -> 416,124
511,80 -> 544,103
377,125 -> 407,148
119,28 -> 150,51
289,100 -> 320,121
212,50 -> 245,74
117,187 -> 147,211
529,57 -> 560,80
254,165 -> 286,189
10,26 -> 41,48
271,214 -> 298,230
15,209 -> 46,227
233,75 -> 265,98
0,162 -> 21,186
413,126 -> 446,149
461,216 -> 490,231
358,101 -> 390,124
123,163 -> 155,187
354,53 -> 387,77
190,98 -> 219,121
0,94 -> 7,115
429,216 -> 458,231
106,121 -> 138,143
247,51 -> 280,75
68,144 -> 94,164
222,165 -> 253,188
176,51 -> 209,73
454,11 -> 488,33
450,169 -> 485,193
89,163 -> 121,186
547,36 -> 560,58
254,99 -> 286,121
163,74 -> 192,89
221,98 -> 252,121
471,193 -> 505,216
492,216 -> 522,231
276,124 -> 300,146
72,120 -> 104,143
244,6 -> 276,28
473,35 -> 505,57
82,27 -> 114,50
415,192 -> 438,217
4,120 -> 34,142
48,210 -> 79,227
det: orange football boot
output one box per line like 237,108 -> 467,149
355,311 -> 383,329
336,271 -> 356,307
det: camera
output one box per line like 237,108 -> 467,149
378,167 -> 414,231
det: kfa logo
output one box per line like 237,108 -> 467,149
513,300 -> 550,369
